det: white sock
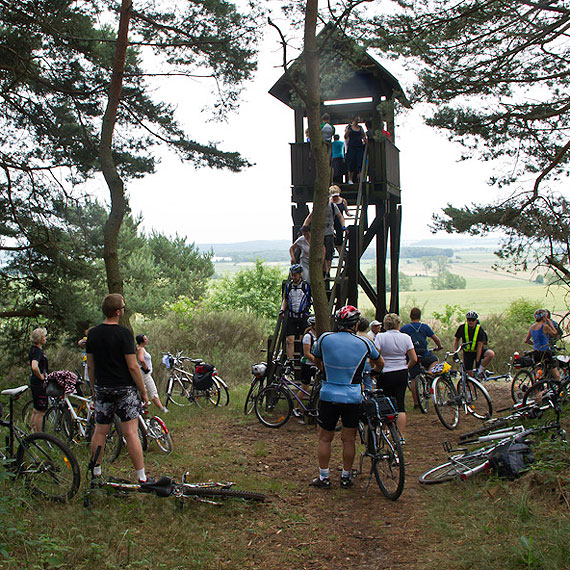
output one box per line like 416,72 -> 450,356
136,468 -> 146,482
319,468 -> 330,480
93,465 -> 102,477
478,365 -> 485,373
341,469 -> 351,478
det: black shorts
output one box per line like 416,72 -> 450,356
409,351 -> 438,379
286,315 -> 308,337
376,369 -> 408,413
94,385 -> 141,424
29,376 -> 48,411
533,351 -> 557,369
463,348 -> 488,371
301,362 -> 315,385
324,235 -> 335,261
317,399 -> 360,431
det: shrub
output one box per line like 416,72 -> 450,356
504,298 -> 542,326
431,271 -> 467,290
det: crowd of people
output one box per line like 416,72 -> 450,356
278,263 -> 562,489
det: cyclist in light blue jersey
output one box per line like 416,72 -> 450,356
310,306 -> 383,489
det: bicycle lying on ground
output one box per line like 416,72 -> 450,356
355,389 -> 405,500
84,446 -> 265,507
431,344 -> 493,430
420,381 -> 567,485
1,385 -> 81,502
254,361 -> 320,428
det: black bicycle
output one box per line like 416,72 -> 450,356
1,385 -> 81,502
356,389 -> 405,501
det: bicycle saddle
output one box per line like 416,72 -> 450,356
139,476 -> 173,497
1,385 -> 29,398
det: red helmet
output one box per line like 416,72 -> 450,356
335,305 -> 360,329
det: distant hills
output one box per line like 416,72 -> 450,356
197,235 -> 502,263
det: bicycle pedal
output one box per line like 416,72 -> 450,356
442,440 -> 453,453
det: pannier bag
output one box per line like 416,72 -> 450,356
361,393 -> 398,425
488,440 -> 534,480
162,354 -> 174,369
193,363 -> 215,390
45,370 -> 79,397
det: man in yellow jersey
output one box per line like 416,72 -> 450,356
453,311 -> 495,379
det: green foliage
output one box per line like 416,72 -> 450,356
431,271 -> 466,290
431,304 -> 466,328
504,298 -> 542,327
204,260 -> 285,320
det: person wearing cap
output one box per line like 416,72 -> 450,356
310,305 -> 383,489
280,265 -> 312,360
367,319 -> 382,341
454,311 -> 495,378
524,309 -> 560,379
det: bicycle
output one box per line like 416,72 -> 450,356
84,446 -> 265,507
431,344 -> 493,430
510,350 -> 556,403
355,389 -> 405,500
244,361 -> 269,415
0,385 -> 81,502
181,356 -> 230,407
254,361 -> 320,428
162,352 -> 221,408
137,407 -> 173,454
412,361 -> 451,414
42,377 -> 122,462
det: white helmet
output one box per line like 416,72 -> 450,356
251,363 -> 267,377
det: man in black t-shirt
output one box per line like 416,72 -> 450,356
453,311 -> 495,378
87,293 -> 150,483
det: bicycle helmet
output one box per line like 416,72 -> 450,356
251,362 -> 267,377
307,315 -> 316,326
289,264 -> 303,275
335,305 -> 361,329
465,310 -> 479,320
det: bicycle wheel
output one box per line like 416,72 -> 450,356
165,375 -> 193,407
465,378 -> 493,420
433,376 -> 460,430
511,369 -> 534,404
21,399 -> 35,430
16,432 -> 81,502
138,417 -> 148,451
372,422 -> 405,500
419,449 -> 491,484
195,381 -> 221,407
88,414 -> 123,463
214,375 -> 230,406
149,417 -> 173,454
414,373 -> 430,414
521,379 -> 567,418
181,486 -> 265,502
244,379 -> 262,415
254,385 -> 292,428
42,406 -> 73,441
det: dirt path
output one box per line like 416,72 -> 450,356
213,381 -> 513,570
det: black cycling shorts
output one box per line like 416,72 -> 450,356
324,235 -> 335,261
533,350 -> 557,369
94,385 -> 140,424
463,347 -> 488,371
409,351 -> 438,379
29,376 -> 48,411
286,315 -> 308,337
317,399 -> 360,431
376,369 -> 408,413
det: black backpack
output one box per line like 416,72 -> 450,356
488,440 -> 534,480
193,363 -> 215,391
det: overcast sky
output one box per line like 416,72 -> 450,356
87,17 -> 530,247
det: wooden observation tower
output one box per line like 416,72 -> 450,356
269,26 -> 409,319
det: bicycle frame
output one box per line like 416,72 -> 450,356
276,370 -> 319,414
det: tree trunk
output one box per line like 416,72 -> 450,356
100,0 -> 132,330
304,0 -> 332,336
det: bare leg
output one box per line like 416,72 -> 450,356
31,409 -> 45,433
340,427 -> 357,472
481,350 -> 495,370
286,335 -> 295,359
152,395 -> 165,410
396,412 -> 406,437
121,417 -> 144,471
410,377 -> 419,406
317,427 -> 335,469
90,422 -> 110,464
